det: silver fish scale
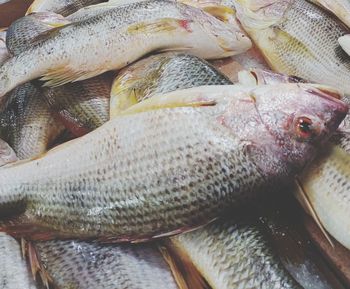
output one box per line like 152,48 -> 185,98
0,233 -> 37,289
0,107 -> 265,239
153,53 -> 232,96
272,0 -> 350,95
35,240 -> 178,289
173,219 -> 301,289
0,83 -> 63,159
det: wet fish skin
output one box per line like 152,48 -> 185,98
27,0 -> 107,17
171,218 -> 301,289
111,52 -> 232,115
33,240 -> 179,289
235,0 -> 350,96
0,82 -> 64,159
0,83 -> 346,240
6,12 -> 70,56
0,233 -> 37,289
0,0 -> 251,98
310,0 -> 350,28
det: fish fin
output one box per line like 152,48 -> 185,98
156,46 -> 193,53
339,35 -> 350,56
294,177 -> 335,248
160,240 -> 211,289
118,89 -> 217,117
127,18 -> 193,35
30,25 -> 64,44
40,66 -> 105,87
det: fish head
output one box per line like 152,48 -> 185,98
250,83 -> 348,176
179,3 -> 252,58
234,0 -> 293,31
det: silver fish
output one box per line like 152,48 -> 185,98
31,240 -> 180,289
0,0 -> 251,98
0,83 -> 346,240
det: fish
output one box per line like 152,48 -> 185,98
0,83 -> 346,240
6,12 -> 71,56
110,52 -> 232,116
0,82 -> 65,159
0,138 -> 18,167
310,0 -> 350,28
169,217 -> 302,289
28,240 -> 182,289
0,233 -> 38,289
234,0 -> 350,95
6,13 -> 112,136
0,0 -> 251,98
0,28 -> 9,65
27,0 -> 107,17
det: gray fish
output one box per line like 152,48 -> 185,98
0,0 -> 251,98
235,0 -> 350,96
27,0 -> 107,17
0,233 -> 37,289
30,240 -> 180,289
110,52 -> 231,116
170,217 -> 302,289
0,83 -> 346,240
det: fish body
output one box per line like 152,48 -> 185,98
235,0 -> 350,95
33,240 -> 179,289
310,0 -> 350,28
110,52 -> 231,115
0,83 -> 64,159
0,233 -> 37,289
0,0 -> 251,98
0,83 -> 346,240
171,218 -> 301,289
27,0 -> 106,16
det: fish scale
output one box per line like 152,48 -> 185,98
171,218 -> 301,289
33,240 -> 180,289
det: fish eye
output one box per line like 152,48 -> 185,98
295,117 -> 317,140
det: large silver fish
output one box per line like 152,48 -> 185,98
170,217 -> 302,289
27,0 -> 107,17
0,83 -> 346,240
0,233 -> 37,289
30,240 -> 181,289
110,52 -> 232,116
235,0 -> 350,95
0,0 -> 251,98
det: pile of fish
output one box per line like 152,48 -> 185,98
0,0 -> 349,288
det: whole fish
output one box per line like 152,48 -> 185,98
0,83 -> 346,240
310,0 -> 350,28
0,138 -> 18,167
0,83 -> 64,159
0,233 -> 37,289
110,52 -> 232,116
27,0 -> 107,17
0,0 -> 251,98
170,217 -> 302,289
235,0 -> 350,95
6,13 -> 112,136
31,240 -> 180,289
0,28 -> 9,65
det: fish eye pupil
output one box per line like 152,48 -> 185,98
298,118 -> 312,133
